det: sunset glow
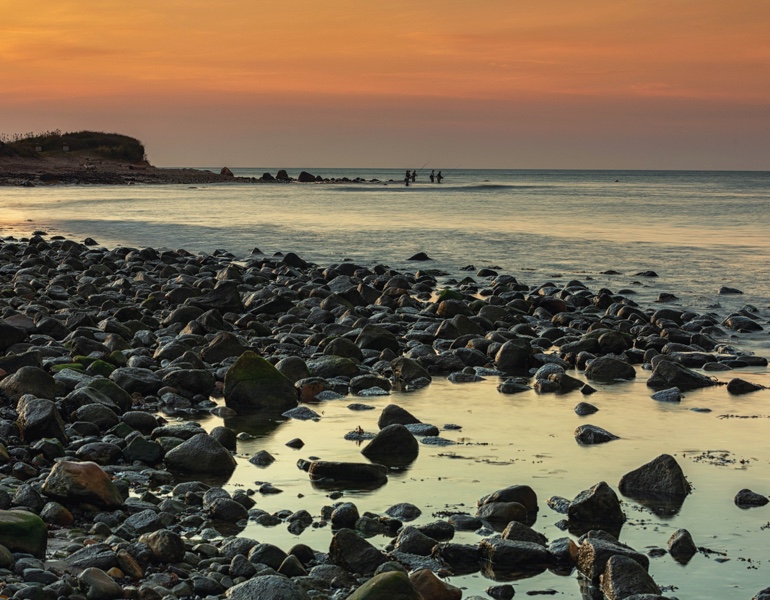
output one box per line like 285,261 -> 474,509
2,0 -> 769,168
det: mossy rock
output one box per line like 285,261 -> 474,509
347,571 -> 422,600
437,288 -> 464,302
108,351 -> 129,367
223,351 -> 298,411
0,510 -> 48,558
86,378 -> 133,413
86,360 -> 116,377
51,363 -> 84,373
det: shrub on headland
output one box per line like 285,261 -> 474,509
0,129 -> 147,163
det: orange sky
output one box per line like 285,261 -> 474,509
2,0 -> 769,168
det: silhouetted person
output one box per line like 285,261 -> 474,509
411,170 -> 416,182
429,169 -> 435,183
436,171 -> 443,183
404,170 -> 410,186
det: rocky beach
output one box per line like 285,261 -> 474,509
0,232 -> 769,600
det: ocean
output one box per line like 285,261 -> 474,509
3,168 -> 770,597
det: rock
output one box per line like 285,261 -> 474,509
249,450 -> 275,466
568,481 -> 625,527
476,501 -> 528,525
41,461 -> 124,508
220,167 -> 234,177
307,461 -> 388,487
600,554 -> 661,600
386,502 -> 422,521
394,526 -> 437,555
390,357 -> 431,385
361,423 -> 419,465
0,366 -> 56,403
225,575 -> 309,600
407,252 -> 432,261
734,488 -> 769,508
495,338 -> 532,372
188,280 -> 245,313
0,510 -> 47,557
585,356 -> 636,382
577,533 -> 649,583
479,538 -> 553,574
16,395 -> 68,443
409,568 -> 462,600
378,404 -> 421,428
329,528 -> 389,575
646,360 -> 716,390
356,324 -> 400,354
667,528 -> 697,563
345,571 -> 422,600
164,432 -> 237,474
650,387 -> 682,402
330,502 -> 360,528
139,529 -> 186,563
433,542 -> 481,574
723,314 -> 762,332
223,351 -> 299,411
727,378 -> 764,394
478,484 -> 538,514
501,521 -> 548,546
78,566 -> 124,600
109,366 -> 162,395
574,402 -> 599,416
575,424 -> 619,445
618,454 -> 691,499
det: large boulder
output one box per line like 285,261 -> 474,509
390,357 -> 431,386
478,484 -> 538,515
227,575 -> 308,600
409,569 -> 462,600
164,433 -> 236,474
495,338 -> 533,372
618,454 -> 691,499
223,351 -> 298,410
479,538 -> 553,576
378,404 -> 421,428
356,325 -> 400,354
307,461 -> 388,488
568,481 -> 625,528
577,532 -> 649,583
0,510 -> 47,557
41,461 -> 124,508
109,367 -> 162,395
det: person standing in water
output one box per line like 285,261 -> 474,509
411,170 -> 417,182
429,169 -> 435,183
404,170 -> 410,186
436,170 -> 443,183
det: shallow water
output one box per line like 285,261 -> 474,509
3,169 -> 770,597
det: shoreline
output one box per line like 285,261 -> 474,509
0,233 -> 768,599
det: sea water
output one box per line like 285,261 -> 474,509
3,169 -> 770,597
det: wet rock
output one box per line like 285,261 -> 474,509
497,379 -> 532,394
356,324 -> 401,354
568,482 -> 625,527
329,528 -> 389,575
667,528 -> 697,563
646,360 -> 716,390
577,532 -> 649,583
727,378 -> 764,395
723,313 -> 762,332
345,570 -> 421,600
600,554 -> 661,599
0,510 -> 47,557
223,351 -> 298,410
386,502 -> 422,521
361,423 -> 419,465
78,566 -> 124,600
378,404 -> 421,428
140,528 -> 186,563
307,461 -> 388,487
479,537 -> 553,573
734,488 -> 769,508
394,526 -> 437,555
331,502 -> 360,528
574,402 -> 599,415
0,366 -> 56,403
433,542 -> 481,574
650,387 -> 682,402
42,460 -> 124,508
478,484 -> 538,514
391,357 -> 432,386
584,356 -> 636,382
476,501 -> 528,525
575,424 -> 619,445
16,395 -> 68,443
495,338 -> 532,372
618,454 -> 691,499
227,574 -> 310,599
164,432 -> 237,474
409,568 -> 462,600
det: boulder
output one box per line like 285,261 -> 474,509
41,461 -> 124,508
0,366 -> 55,403
188,280 -> 245,313
307,461 -> 388,488
164,433 -> 236,474
478,484 -> 538,514
433,542 -> 481,574
618,454 -> 691,499
494,338 -> 532,372
356,325 -> 400,353
223,351 -> 298,411
329,528 -> 389,575
201,332 -> 248,363
16,395 -> 68,443
600,554 -> 661,600
307,355 -> 360,378
667,528 -> 697,563
577,533 -> 649,583
390,357 -> 431,386
361,424 -> 419,466
226,574 -> 308,600
139,529 -> 186,563
109,367 -> 162,395
378,404 -> 421,428
650,387 -> 682,403
479,538 -> 553,574
584,357 -> 636,382
409,568 -> 462,600
734,488 -> 769,508
646,360 -> 716,390
574,424 -> 619,445
727,378 -> 764,395
394,526 -> 437,555
501,521 -> 548,546
78,567 -> 124,600
345,571 -> 421,600
568,481 -> 625,527
476,501 -> 528,525
0,510 -> 47,557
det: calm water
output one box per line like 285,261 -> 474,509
2,169 -> 770,598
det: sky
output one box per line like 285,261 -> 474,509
1,0 -> 769,169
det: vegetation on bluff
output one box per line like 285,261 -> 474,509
0,130 -> 147,163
